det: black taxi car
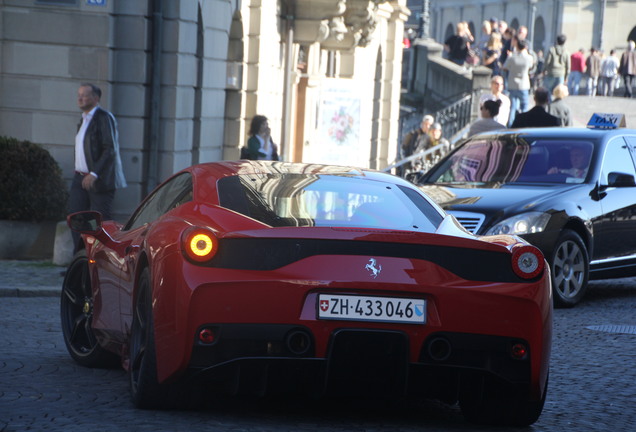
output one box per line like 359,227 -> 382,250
414,114 -> 636,307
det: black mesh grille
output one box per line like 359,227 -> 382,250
208,238 -> 529,283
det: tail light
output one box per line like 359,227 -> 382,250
511,245 -> 544,279
182,227 -> 218,263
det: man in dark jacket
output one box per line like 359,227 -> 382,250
511,87 -> 560,128
69,83 -> 127,252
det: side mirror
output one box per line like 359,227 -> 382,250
607,172 -> 636,188
67,211 -> 103,234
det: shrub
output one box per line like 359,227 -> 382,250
0,136 -> 68,222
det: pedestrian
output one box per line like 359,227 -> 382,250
531,49 -> 545,91
479,75 -> 511,126
599,49 -> 620,96
427,122 -> 450,153
489,17 -> 499,34
444,21 -> 474,66
69,83 -> 127,253
412,122 -> 449,170
548,84 -> 573,126
600,49 -> 620,97
619,40 -> 636,98
511,87 -> 560,128
400,115 -> 434,174
543,34 -> 570,94
482,32 -> 503,77
243,115 -> 280,160
468,100 -> 506,137
585,47 -> 601,96
499,27 -> 516,69
569,48 -> 586,96
477,20 -> 492,58
497,20 -> 508,36
503,37 -> 533,127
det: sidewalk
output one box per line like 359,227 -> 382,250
566,94 -> 636,127
0,260 -> 66,297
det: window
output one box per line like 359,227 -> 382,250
218,173 -> 443,232
124,173 -> 193,231
601,137 -> 636,184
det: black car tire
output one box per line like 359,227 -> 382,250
129,267 -> 166,408
550,229 -> 589,308
60,250 -> 118,368
129,268 -> 194,409
460,375 -> 548,426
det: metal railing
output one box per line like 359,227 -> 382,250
388,90 -> 476,178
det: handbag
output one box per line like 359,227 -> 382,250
466,48 -> 480,66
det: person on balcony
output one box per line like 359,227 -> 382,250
482,32 -> 503,77
444,21 -> 474,66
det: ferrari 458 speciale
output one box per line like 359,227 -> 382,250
61,161 -> 551,426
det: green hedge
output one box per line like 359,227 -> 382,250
0,136 -> 68,221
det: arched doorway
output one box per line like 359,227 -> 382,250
533,16 -> 546,52
628,26 -> 636,44
444,23 -> 454,42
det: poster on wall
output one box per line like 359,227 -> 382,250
306,78 -> 363,166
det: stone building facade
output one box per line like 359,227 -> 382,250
0,0 -> 408,219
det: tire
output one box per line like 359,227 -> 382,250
60,251 -> 118,367
129,268 -> 188,409
550,229 -> 589,308
460,375 -> 548,426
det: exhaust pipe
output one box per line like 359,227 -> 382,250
285,329 -> 312,355
427,336 -> 452,362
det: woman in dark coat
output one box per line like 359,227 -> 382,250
242,115 -> 279,160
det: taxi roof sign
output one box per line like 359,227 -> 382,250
587,113 -> 626,129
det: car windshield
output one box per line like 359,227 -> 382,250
217,173 -> 444,232
425,137 -> 595,185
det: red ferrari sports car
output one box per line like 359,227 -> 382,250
61,160 -> 551,426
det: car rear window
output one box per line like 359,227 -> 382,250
424,138 -> 595,184
217,173 -> 443,232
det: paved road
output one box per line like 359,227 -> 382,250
1,260 -> 635,431
566,95 -> 636,128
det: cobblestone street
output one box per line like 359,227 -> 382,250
1,259 -> 635,431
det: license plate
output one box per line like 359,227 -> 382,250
317,294 -> 426,324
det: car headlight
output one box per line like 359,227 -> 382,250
485,212 -> 550,235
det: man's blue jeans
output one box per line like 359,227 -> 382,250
568,71 -> 583,95
543,75 -> 564,95
508,89 -> 530,127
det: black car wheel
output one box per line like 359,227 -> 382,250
550,229 -> 589,308
60,251 -> 118,367
129,268 -> 163,408
129,268 -> 189,409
